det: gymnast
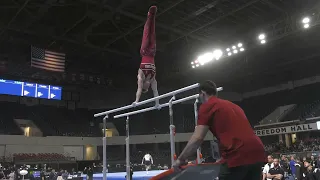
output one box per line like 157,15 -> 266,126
142,152 -> 153,173
134,6 -> 159,106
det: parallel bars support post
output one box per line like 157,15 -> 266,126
194,98 -> 201,164
168,96 -> 176,167
125,116 -> 130,180
102,115 -> 108,180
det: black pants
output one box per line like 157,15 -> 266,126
219,162 -> 263,180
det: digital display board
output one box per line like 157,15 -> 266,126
0,78 -> 62,100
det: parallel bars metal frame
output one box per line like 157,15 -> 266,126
94,84 -> 223,180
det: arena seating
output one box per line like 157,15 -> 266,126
264,137 -> 320,153
281,100 -> 320,121
0,102 -> 100,137
2,83 -> 320,138
0,103 -> 23,135
13,153 -> 68,161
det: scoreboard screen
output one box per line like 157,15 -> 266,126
0,78 -> 62,100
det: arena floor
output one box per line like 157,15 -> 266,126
82,170 -> 166,180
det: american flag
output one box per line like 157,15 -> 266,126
31,46 -> 65,72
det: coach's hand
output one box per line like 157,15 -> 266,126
173,159 -> 187,172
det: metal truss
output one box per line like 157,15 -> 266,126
166,0 -> 260,44
176,7 -> 320,80
1,0 -> 319,63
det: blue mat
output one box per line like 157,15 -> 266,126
82,170 -> 166,180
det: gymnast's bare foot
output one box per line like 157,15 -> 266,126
148,6 -> 157,16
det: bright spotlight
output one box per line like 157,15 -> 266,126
213,49 -> 223,60
233,50 -> 238,54
304,24 -> 310,29
302,17 -> 310,24
237,43 -> 243,47
261,40 -> 266,44
240,48 -> 244,52
191,62 -> 194,65
228,52 -> 232,56
192,66 -> 195,68
232,46 -> 236,49
196,64 -> 199,67
226,48 -> 230,52
258,34 -> 265,40
197,52 -> 214,64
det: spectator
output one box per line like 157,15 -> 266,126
49,169 -> 56,180
87,167 -> 93,180
316,156 -> 320,168
267,158 -> 284,180
8,170 -> 15,180
263,155 -> 274,180
311,156 -> 316,167
304,162 -> 320,180
280,155 -> 289,174
40,170 -> 45,180
0,169 -> 5,180
62,170 -> 68,180
290,156 -> 296,178
295,159 -> 303,180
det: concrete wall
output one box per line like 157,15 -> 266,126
0,145 -> 5,157
63,146 -> 84,160
0,135 -> 101,160
0,132 -> 213,147
5,144 -> 64,155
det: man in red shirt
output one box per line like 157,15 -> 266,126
173,80 -> 265,180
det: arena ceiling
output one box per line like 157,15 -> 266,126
0,0 -> 320,92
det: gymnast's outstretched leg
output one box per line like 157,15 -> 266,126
135,6 -> 159,105
140,6 -> 156,56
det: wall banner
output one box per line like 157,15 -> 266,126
255,123 -> 319,136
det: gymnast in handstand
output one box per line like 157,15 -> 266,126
134,6 -> 159,106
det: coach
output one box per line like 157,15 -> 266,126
173,80 -> 266,180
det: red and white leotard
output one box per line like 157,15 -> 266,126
140,56 -> 156,79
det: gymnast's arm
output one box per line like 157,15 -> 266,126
151,77 -> 159,106
135,73 -> 144,103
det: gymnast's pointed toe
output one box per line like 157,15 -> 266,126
148,6 -> 157,16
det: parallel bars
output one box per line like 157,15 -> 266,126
114,94 -> 199,180
94,83 -> 223,180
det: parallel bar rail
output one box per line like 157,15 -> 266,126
112,87 -> 223,118
94,83 -> 201,117
114,94 -> 199,119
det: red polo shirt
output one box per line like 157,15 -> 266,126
197,96 -> 265,167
